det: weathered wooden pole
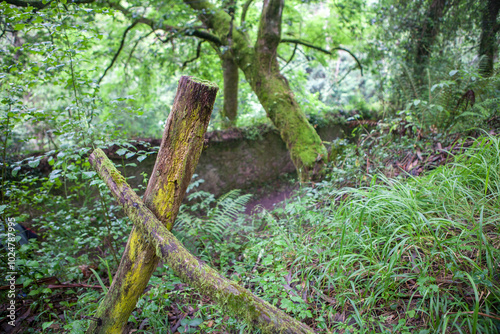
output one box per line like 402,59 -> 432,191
86,76 -> 218,333
89,148 -> 315,334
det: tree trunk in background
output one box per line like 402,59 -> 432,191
479,0 -> 500,77
86,77 -> 218,334
411,0 -> 446,82
185,0 -> 327,180
221,52 -> 239,127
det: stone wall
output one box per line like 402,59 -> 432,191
117,123 -> 345,196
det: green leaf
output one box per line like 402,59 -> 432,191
449,70 -> 458,77
189,318 -> 203,327
82,171 -> 96,179
90,179 -> 102,186
27,260 -> 40,268
89,268 -> 108,294
125,152 -> 136,159
23,279 -> 33,288
116,148 -> 128,156
0,204 -> 7,215
137,155 -> 147,162
12,166 -> 20,177
13,24 -> 25,31
28,160 -> 40,168
42,321 -> 54,330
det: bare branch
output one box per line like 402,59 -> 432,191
111,2 -> 222,46
98,21 -> 139,85
182,41 -> 204,68
257,0 -> 284,52
124,31 -> 154,71
281,42 -> 297,70
281,38 -> 363,76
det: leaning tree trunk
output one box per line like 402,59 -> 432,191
479,0 -> 500,77
86,77 -> 218,333
249,0 -> 326,180
89,148 -> 315,334
186,0 -> 327,181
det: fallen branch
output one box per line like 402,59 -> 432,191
89,148 -> 314,334
0,276 -> 60,290
47,284 -> 105,290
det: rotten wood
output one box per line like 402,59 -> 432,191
89,148 -> 314,334
86,76 -> 218,334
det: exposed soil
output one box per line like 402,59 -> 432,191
242,174 -> 298,215
245,184 -> 297,215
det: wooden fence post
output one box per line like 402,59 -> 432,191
89,148 -> 315,334
86,76 -> 218,333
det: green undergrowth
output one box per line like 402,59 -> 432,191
108,134 -> 500,333
3,135 -> 499,333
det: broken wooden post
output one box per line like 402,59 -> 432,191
89,148 -> 315,334
86,76 -> 218,333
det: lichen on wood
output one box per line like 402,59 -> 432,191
86,76 -> 218,334
89,148 -> 315,334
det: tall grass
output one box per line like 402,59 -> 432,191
240,135 -> 500,333
64,136 -> 499,333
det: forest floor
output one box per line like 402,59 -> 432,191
2,126 -> 500,333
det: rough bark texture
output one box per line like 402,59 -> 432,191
86,76 -> 218,334
89,148 -> 315,334
185,0 -> 327,181
221,52 -> 239,127
479,0 -> 500,77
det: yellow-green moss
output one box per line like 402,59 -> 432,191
189,76 -> 219,89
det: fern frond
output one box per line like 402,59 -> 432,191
174,189 -> 252,254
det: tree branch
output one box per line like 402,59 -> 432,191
281,42 -> 297,70
240,0 -> 254,24
110,2 -> 222,46
257,0 -> 284,52
182,41 -> 204,68
89,147 -> 315,334
281,38 -> 363,76
98,21 -> 138,84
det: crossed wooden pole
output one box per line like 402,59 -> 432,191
86,77 -> 314,334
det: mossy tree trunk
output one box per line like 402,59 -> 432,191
88,148 -> 315,334
186,0 -> 327,180
86,76 -> 218,334
479,0 -> 500,77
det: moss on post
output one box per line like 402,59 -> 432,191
86,76 -> 218,334
89,148 -> 315,334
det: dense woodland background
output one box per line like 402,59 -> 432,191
1,0 -> 500,333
